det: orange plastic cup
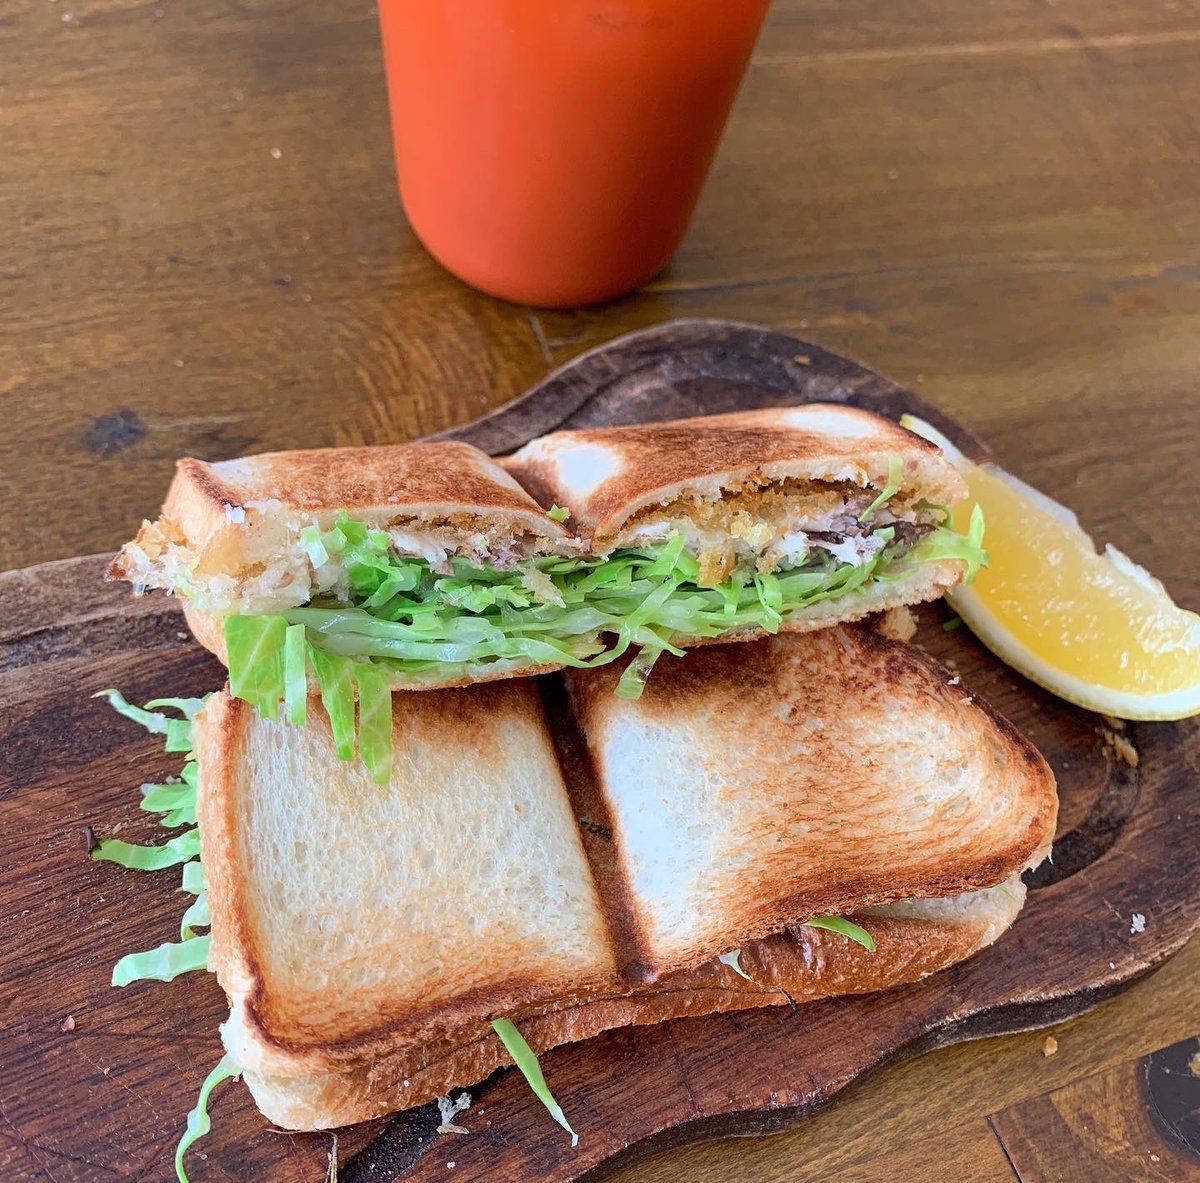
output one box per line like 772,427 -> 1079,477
378,0 -> 770,308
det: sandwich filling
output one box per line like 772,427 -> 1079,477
119,469 -> 985,778
214,475 -> 984,779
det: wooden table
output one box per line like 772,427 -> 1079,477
3,1 -> 1199,1179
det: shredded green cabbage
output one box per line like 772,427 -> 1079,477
491,1018 -> 578,1147
226,614 -> 287,721
718,949 -> 754,981
113,934 -> 211,986
805,916 -> 877,952
93,688 -> 172,733
182,859 -> 206,895
221,507 -> 986,779
283,622 -> 308,728
94,691 -> 233,1181
93,828 -> 201,870
175,1054 -> 243,1183
144,697 -> 207,719
859,455 -> 903,521
91,695 -> 210,980
180,890 -> 211,940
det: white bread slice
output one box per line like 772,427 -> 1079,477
565,626 -> 1057,980
235,878 -> 1024,1130
503,404 -> 968,545
194,683 -> 620,1080
110,441 -> 578,619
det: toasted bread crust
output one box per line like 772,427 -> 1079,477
172,441 -> 571,546
503,405 -> 968,542
109,440 -> 574,591
235,882 -> 1023,1129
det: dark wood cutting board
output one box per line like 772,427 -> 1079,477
1,320 -> 1197,1183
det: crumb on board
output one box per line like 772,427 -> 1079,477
436,1092 -> 472,1135
1043,1035 -> 1058,1057
1101,726 -> 1140,767
1151,1153 -> 1161,1163
59,1015 -> 76,1032
1130,912 -> 1146,935
875,605 -> 917,642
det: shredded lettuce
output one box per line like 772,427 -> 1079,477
310,645 -> 356,761
165,717 -> 194,752
491,1018 -> 578,1147
182,859 -> 206,895
299,523 -> 330,568
113,934 -> 211,987
145,697 -> 207,719
910,502 -> 987,582
805,916 -> 876,952
353,660 -> 394,784
93,689 -> 172,734
92,694 -> 210,981
718,949 -> 754,981
95,691 -> 233,1181
140,783 -> 194,814
283,622 -> 308,728
547,504 -> 570,523
219,509 -> 986,777
175,1054 -> 243,1183
93,828 -> 201,870
859,455 -> 903,521
180,890 -> 211,940
226,614 -> 287,721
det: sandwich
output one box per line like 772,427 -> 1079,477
91,621 -> 1055,1176
109,408 -> 984,780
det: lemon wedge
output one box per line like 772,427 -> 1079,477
902,414 -> 1200,720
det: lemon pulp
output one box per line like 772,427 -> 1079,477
903,416 -> 1200,719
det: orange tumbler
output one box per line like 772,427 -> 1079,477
378,0 -> 771,308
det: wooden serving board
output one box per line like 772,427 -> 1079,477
1,320 -> 1197,1183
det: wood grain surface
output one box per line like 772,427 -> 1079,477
990,1033 -> 1200,1182
3,0 -> 1200,1179
2,324 -> 1199,1182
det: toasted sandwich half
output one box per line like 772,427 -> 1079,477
111,408 -> 984,778
133,624 -> 1053,1134
505,405 -> 982,630
110,440 -> 588,677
